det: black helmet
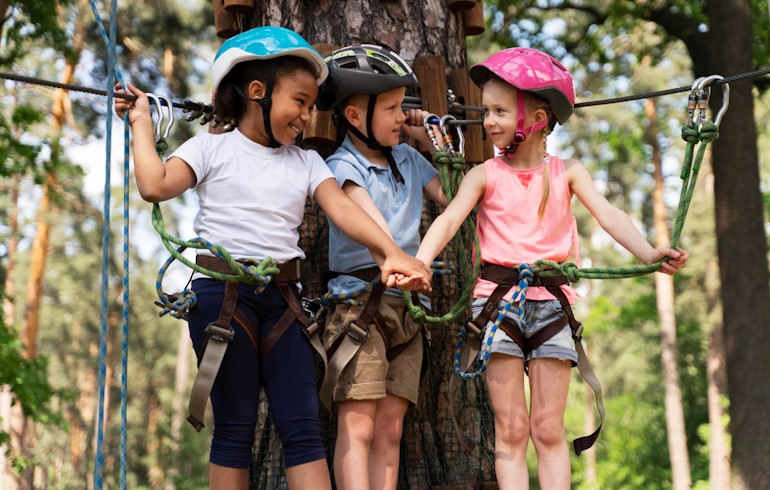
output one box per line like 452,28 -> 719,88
316,44 -> 417,112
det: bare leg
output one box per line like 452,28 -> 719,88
286,458 -> 332,490
369,394 -> 409,490
334,399 -> 378,490
528,358 -> 571,490
486,353 -> 529,489
209,463 -> 248,490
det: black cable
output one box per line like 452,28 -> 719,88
0,71 -> 213,114
3,66 -> 769,121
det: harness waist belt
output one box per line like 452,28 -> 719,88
480,263 -> 569,288
196,255 -> 301,283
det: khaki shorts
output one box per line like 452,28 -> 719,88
323,293 -> 424,405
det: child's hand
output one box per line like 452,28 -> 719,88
392,273 -> 432,292
114,82 -> 152,126
654,247 -> 690,275
381,252 -> 432,291
401,109 -> 442,149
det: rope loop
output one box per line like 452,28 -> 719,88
157,289 -> 197,319
681,126 -> 701,144
432,148 -> 452,167
699,121 -> 719,142
449,155 -> 469,172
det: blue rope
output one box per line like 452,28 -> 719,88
453,264 -> 534,379
111,0 -> 130,485
89,0 -> 128,488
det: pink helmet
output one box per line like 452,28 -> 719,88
469,47 -> 575,124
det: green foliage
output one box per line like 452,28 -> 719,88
0,310 -> 63,461
0,1 -> 75,65
0,105 -> 44,179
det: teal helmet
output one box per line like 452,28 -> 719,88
211,26 -> 328,91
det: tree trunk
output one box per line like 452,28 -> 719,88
236,2 -> 480,488
645,97 -> 691,490
21,171 -> 55,360
244,0 -> 467,69
708,320 -> 731,489
708,2 -> 770,488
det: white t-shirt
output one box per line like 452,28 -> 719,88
170,128 -> 334,263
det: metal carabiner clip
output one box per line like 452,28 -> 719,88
146,93 -> 174,143
696,75 -> 730,127
422,113 -> 442,152
686,76 -> 704,128
157,95 -> 175,141
439,114 -> 465,158
145,93 -> 165,144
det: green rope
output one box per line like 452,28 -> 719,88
405,149 -> 480,324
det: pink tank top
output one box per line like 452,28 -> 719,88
473,155 -> 580,303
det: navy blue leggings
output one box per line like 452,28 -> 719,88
188,279 -> 325,469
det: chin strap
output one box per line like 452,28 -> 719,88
234,78 -> 282,148
501,91 -> 550,157
335,95 -> 404,184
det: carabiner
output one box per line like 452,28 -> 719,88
157,95 -> 175,141
439,114 -> 465,158
686,77 -> 704,128
146,93 -> 175,143
696,75 -> 730,127
422,113 -> 442,152
145,93 -> 165,144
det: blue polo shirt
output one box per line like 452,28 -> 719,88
326,135 -> 438,299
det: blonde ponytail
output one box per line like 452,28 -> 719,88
536,125 -> 552,220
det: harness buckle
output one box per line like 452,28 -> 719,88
465,321 -> 483,338
303,321 -> 320,338
345,322 -> 370,343
572,322 -> 584,342
204,323 -> 235,343
301,297 -> 324,321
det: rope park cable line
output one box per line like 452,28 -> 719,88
11,2 -> 766,481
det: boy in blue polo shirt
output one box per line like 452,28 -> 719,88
315,44 -> 448,490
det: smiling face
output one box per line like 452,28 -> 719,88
241,67 -> 319,147
481,78 -> 521,150
262,68 -> 319,146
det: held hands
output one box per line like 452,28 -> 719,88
401,109 -> 443,149
380,252 -> 432,292
650,247 -> 690,275
113,82 -> 152,126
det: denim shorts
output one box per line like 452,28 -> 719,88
472,297 -> 578,365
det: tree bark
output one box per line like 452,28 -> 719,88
708,319 -> 731,489
708,1 -> 770,488
242,0 -> 467,69
238,2 -> 481,487
646,97 -> 691,490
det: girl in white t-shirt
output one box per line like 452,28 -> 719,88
115,26 -> 430,490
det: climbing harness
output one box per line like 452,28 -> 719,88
184,255 -> 325,431
449,263 -> 603,455
142,98 -> 327,431
318,267 -> 428,410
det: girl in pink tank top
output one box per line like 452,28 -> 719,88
411,48 -> 689,489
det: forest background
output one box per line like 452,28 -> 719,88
0,0 -> 769,489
